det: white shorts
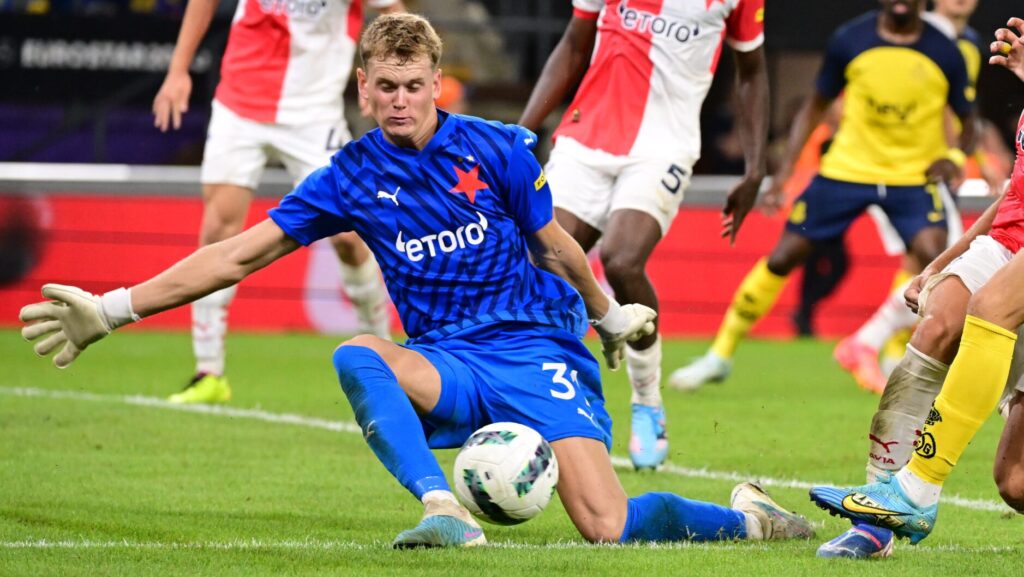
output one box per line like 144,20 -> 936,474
200,100 -> 352,189
868,182 -> 963,256
917,235 -> 1024,404
544,137 -> 695,236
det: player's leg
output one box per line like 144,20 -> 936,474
600,210 -> 666,469
812,247 -> 1024,544
670,176 -> 871,390
668,230 -> 812,390
330,334 -> 486,548
552,435 -> 814,542
816,237 -> 1010,555
600,157 -> 695,468
329,232 -> 390,338
477,326 -> 814,543
834,206 -> 919,393
994,392 -> 1024,513
172,102 -> 267,404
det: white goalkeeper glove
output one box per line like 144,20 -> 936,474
590,298 -> 657,371
19,284 -> 140,369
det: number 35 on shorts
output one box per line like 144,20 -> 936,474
543,362 -> 578,400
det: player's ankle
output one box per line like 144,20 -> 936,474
421,489 -> 458,506
742,511 -> 765,540
895,468 -> 941,508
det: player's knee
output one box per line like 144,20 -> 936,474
910,313 -> 962,361
995,470 -> 1024,513
599,249 -> 646,284
574,513 -> 626,543
333,338 -> 386,376
966,287 -> 1024,330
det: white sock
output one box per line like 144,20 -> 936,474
421,490 -> 458,505
340,255 -> 390,337
895,468 -> 942,508
191,285 -> 237,376
864,344 -> 948,483
854,280 -> 916,350
742,511 -> 764,540
627,336 -> 662,407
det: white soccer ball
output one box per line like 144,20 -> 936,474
453,422 -> 559,525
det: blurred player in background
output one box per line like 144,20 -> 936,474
810,21 -> 1024,552
519,0 -> 769,470
152,0 -> 403,404
19,13 -> 814,549
834,0 -> 1013,394
672,0 -> 974,392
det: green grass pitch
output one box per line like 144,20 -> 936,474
2,330 -> 1021,576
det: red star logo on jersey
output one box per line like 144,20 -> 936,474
449,165 -> 489,204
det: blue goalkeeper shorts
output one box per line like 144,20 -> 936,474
405,321 -> 612,450
785,175 -> 946,243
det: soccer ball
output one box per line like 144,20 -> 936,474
453,422 -> 559,526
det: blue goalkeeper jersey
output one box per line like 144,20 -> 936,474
268,110 -> 588,343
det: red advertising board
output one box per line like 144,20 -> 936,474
1,193 -> 969,338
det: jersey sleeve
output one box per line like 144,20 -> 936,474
725,0 -> 764,52
815,30 -> 850,99
502,127 -> 554,235
572,0 -> 602,19
941,46 -> 973,117
268,163 -> 353,246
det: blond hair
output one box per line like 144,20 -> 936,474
360,13 -> 443,69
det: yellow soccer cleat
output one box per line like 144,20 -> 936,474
168,373 -> 232,404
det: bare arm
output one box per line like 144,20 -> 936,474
526,219 -> 610,319
526,218 -> 655,369
517,16 -> 598,131
132,219 -> 300,317
761,92 -> 833,212
153,0 -> 220,131
720,46 -> 770,243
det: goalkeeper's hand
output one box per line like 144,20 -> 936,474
591,299 -> 657,371
19,284 -> 138,369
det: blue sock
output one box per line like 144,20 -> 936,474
620,492 -> 747,542
333,345 -> 449,499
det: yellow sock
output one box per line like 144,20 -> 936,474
881,269 -> 916,359
710,258 -> 787,359
907,315 -> 1016,485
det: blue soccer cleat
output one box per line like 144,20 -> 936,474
393,499 -> 487,549
629,403 -> 668,469
817,521 -> 894,558
809,476 -> 937,544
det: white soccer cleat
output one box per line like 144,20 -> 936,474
731,482 -> 815,540
668,351 -> 731,391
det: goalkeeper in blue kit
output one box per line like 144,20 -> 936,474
18,13 -> 814,548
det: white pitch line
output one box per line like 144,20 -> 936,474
0,538 -> 1018,554
1,386 -> 1012,514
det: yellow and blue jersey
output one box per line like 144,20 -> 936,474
957,25 -> 982,97
269,111 -> 588,342
816,12 -> 972,186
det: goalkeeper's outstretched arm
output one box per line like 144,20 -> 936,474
20,219 -> 299,368
131,219 -> 298,317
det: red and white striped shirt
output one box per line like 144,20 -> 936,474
554,0 -> 764,159
215,0 -> 397,125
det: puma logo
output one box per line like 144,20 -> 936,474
377,186 -> 401,206
869,434 -> 898,454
